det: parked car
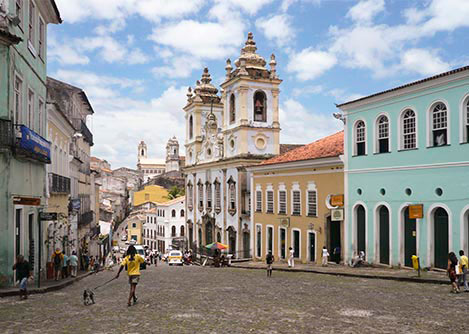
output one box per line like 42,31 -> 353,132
168,250 -> 183,266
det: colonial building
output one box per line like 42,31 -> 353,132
248,132 -> 344,264
133,185 -> 169,207
0,0 -> 61,286
337,65 -> 469,269
184,33 -> 282,257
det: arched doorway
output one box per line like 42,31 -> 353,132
434,207 -> 449,269
356,205 -> 366,254
378,206 -> 390,265
404,207 -> 416,267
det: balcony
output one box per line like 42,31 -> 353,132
72,119 -> 93,146
78,210 -> 93,226
49,173 -> 71,194
0,118 -> 13,151
13,124 -> 51,164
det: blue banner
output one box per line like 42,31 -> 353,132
18,125 -> 51,162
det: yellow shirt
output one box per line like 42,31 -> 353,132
121,255 -> 144,276
460,255 -> 468,268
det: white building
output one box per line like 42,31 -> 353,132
184,33 -> 281,258
143,196 -> 186,252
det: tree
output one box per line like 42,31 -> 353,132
166,186 -> 185,200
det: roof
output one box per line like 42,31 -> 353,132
279,144 -> 304,155
51,0 -> 63,23
47,77 -> 94,115
261,131 -> 344,166
337,65 -> 469,108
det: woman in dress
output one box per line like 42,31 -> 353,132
447,252 -> 460,293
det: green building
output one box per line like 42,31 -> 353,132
0,0 -> 61,287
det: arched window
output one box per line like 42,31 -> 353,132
230,93 -> 236,123
354,120 -> 366,156
141,149 -> 144,156
431,102 -> 448,146
464,99 -> 469,143
253,91 -> 267,122
401,109 -> 416,150
180,209 -> 184,217
171,209 -> 176,217
189,115 -> 193,139
180,226 -> 185,237
376,115 -> 389,153
171,226 -> 176,237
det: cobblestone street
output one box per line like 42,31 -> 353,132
1,264 -> 469,334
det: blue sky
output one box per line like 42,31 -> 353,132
48,0 -> 469,168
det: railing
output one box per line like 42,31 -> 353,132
0,119 -> 13,150
49,173 -> 71,194
78,210 -> 93,226
72,118 -> 93,146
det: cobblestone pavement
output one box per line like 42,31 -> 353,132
1,264 -> 469,334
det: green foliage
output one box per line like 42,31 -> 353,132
166,186 -> 185,200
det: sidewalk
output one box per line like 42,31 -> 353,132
231,261 -> 450,285
0,270 -> 93,298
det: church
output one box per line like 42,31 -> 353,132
184,32 -> 285,257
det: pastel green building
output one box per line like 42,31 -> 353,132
0,0 -> 61,286
338,66 -> 469,269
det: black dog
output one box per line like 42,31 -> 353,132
83,289 -> 95,306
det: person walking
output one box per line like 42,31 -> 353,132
69,251 -> 78,277
266,251 -> 274,277
458,250 -> 469,292
322,246 -> 329,267
288,247 -> 294,268
116,245 -> 145,307
448,252 -> 460,293
51,248 -> 64,281
62,253 -> 69,279
12,255 -> 32,300
89,256 -> 95,272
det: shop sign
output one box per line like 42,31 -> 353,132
13,196 -> 41,206
331,209 -> 344,221
40,212 -> 57,221
69,199 -> 81,211
17,125 -> 51,162
330,195 -> 344,207
409,204 -> 424,219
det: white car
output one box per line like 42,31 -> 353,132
134,245 -> 147,269
167,250 -> 183,266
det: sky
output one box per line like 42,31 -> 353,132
48,0 -> 469,169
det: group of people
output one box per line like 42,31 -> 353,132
51,248 -> 79,280
144,249 -> 160,266
447,250 -> 468,293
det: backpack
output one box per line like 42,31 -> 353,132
54,253 -> 62,266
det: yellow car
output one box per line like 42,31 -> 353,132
168,250 -> 183,266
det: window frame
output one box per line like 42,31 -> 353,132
375,113 -> 390,153
205,182 -> 212,211
214,180 -> 221,213
16,0 -> 24,32
38,97 -> 44,136
229,93 -> 236,124
189,115 -> 194,139
27,88 -> 34,130
28,0 -> 36,54
291,186 -> 301,216
463,95 -> 469,144
306,182 -> 318,217
278,187 -> 287,215
197,180 -> 204,212
427,101 -> 450,147
14,75 -> 23,124
399,108 -> 418,150
228,181 -> 236,215
266,189 -> 274,214
256,188 -> 262,213
353,119 -> 367,156
38,16 -> 45,61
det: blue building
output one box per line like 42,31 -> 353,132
337,66 -> 469,269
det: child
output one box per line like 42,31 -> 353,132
12,255 -> 32,300
116,245 -> 145,307
266,251 -> 274,277
322,246 -> 329,267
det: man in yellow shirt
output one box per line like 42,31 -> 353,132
116,245 -> 145,306
459,250 -> 469,292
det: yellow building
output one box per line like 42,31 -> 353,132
248,131 -> 344,265
127,214 -> 145,245
133,185 -> 169,207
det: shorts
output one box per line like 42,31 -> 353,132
128,275 -> 140,285
266,264 -> 272,270
19,277 -> 28,290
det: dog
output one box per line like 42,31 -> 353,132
83,289 -> 95,306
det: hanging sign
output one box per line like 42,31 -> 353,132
409,204 -> 424,219
13,196 -> 41,206
330,195 -> 344,207
40,212 -> 57,221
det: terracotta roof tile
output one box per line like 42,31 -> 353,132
261,131 -> 344,166
279,144 -> 304,155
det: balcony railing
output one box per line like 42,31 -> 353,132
72,119 -> 93,146
0,118 -> 13,150
78,210 -> 93,226
49,173 -> 71,194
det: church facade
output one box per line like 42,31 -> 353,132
184,33 -> 281,258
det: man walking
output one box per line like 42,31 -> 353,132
288,247 -> 295,268
69,251 -> 78,277
51,248 -> 64,281
266,251 -> 274,277
459,250 -> 469,292
12,255 -> 32,300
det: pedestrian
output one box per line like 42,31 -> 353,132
333,246 -> 341,264
322,246 -> 329,267
266,251 -> 274,277
12,255 -> 32,300
288,247 -> 294,268
62,253 -> 69,279
458,250 -> 469,292
89,256 -> 95,272
51,248 -> 64,281
115,245 -> 145,307
69,251 -> 78,277
83,253 -> 89,271
94,257 -> 100,273
447,252 -> 460,293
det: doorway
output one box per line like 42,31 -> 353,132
308,232 -> 316,262
280,228 -> 286,259
15,209 -> 22,258
404,207 -> 416,267
243,231 -> 250,258
293,230 -> 300,258
356,205 -> 366,254
229,229 -> 236,257
433,207 -> 449,269
328,216 -> 341,263
379,206 -> 390,265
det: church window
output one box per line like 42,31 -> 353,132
172,209 -> 176,217
214,180 -> 221,213
430,102 -> 448,146
253,90 -> 267,122
230,93 -> 236,123
198,181 -> 204,212
141,149 -> 144,156
171,226 -> 176,237
180,209 -> 185,217
187,182 -> 193,211
189,115 -> 194,139
206,182 -> 212,211
227,177 -> 236,215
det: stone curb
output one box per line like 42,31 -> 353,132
0,272 -> 94,298
231,264 -> 449,285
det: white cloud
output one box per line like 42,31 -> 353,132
211,0 -> 274,16
128,49 -> 151,65
287,48 -> 337,81
256,14 -> 295,46
292,85 -> 323,97
346,0 -> 385,24
152,56 -> 203,79
281,0 -> 321,12
279,99 -> 342,144
48,36 -> 90,65
398,48 -> 451,76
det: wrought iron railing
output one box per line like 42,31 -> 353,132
0,118 -> 13,150
49,173 -> 71,194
